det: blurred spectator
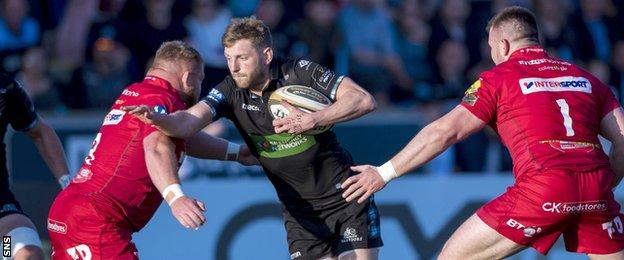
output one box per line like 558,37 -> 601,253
338,0 -> 413,106
15,46 -> 61,110
185,0 -> 231,96
255,0 -> 294,57
227,0 -> 259,17
290,0 -> 342,69
569,0 -> 619,62
394,0 -> 432,103
85,0 -> 128,61
467,39 -> 494,82
533,0 -> 573,60
119,0 -> 187,82
433,40 -> 468,101
54,0 -> 99,71
428,0 -> 480,69
610,41 -> 624,103
64,37 -> 130,109
0,0 -> 39,52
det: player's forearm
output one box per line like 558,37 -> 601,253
28,121 -> 70,179
145,142 -> 180,193
153,111 -> 203,138
313,88 -> 376,126
390,121 -> 457,177
185,131 -> 240,161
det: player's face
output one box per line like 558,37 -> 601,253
488,27 -> 505,65
182,63 -> 204,105
224,39 -> 270,90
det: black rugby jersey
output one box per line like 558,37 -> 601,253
203,57 -> 353,207
0,73 -> 38,198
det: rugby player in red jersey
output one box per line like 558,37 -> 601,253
342,7 -> 624,259
47,41 -> 257,260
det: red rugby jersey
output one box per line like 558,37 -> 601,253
461,46 -> 621,177
68,76 -> 186,230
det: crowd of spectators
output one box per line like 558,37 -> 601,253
1,0 -> 623,173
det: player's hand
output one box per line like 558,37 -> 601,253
121,105 -> 158,125
170,196 -> 206,229
273,101 -> 318,134
237,145 -> 260,166
341,165 -> 386,204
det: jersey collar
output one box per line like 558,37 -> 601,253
143,75 -> 175,92
509,45 -> 548,60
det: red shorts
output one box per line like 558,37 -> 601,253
477,167 -> 624,254
47,189 -> 138,260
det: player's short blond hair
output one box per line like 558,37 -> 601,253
486,6 -> 539,43
154,41 -> 203,67
221,16 -> 272,49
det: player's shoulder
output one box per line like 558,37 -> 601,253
0,72 -> 18,92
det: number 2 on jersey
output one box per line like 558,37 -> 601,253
556,99 -> 575,136
85,133 -> 102,165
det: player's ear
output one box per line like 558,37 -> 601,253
501,39 -> 511,57
263,47 -> 273,65
181,71 -> 190,89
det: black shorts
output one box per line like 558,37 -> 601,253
283,195 -> 383,259
0,191 -> 25,219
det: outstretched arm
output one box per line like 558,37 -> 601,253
124,102 -> 213,138
341,105 -> 487,203
599,108 -> 624,187
273,77 -> 376,134
25,117 -> 71,188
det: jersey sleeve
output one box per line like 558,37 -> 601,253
459,74 -> 498,123
291,59 -> 344,101
4,79 -> 38,132
201,80 -> 232,120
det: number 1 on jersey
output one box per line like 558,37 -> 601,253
556,99 -> 575,136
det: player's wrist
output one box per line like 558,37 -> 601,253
377,161 -> 398,184
162,183 -> 185,205
58,174 -> 71,189
225,142 -> 240,161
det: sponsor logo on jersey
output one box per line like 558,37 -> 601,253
519,76 -> 592,94
241,103 -> 260,112
154,105 -> 167,114
47,219 -> 68,234
122,89 -> 140,97
207,89 -> 225,104
542,200 -> 607,213
517,58 -> 571,66
73,167 -> 93,183
341,227 -> 363,243
298,59 -> 310,68
103,109 -> 126,125
462,80 -> 481,105
290,251 -> 302,259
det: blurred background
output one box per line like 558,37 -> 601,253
3,0 -> 624,259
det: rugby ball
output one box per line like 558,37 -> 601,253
268,85 -> 333,135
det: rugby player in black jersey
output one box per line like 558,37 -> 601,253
124,17 -> 381,260
0,72 -> 70,260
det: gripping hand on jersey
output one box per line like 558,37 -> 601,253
273,101 -> 318,134
341,165 -> 386,204
170,196 -> 207,229
122,105 -> 162,125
